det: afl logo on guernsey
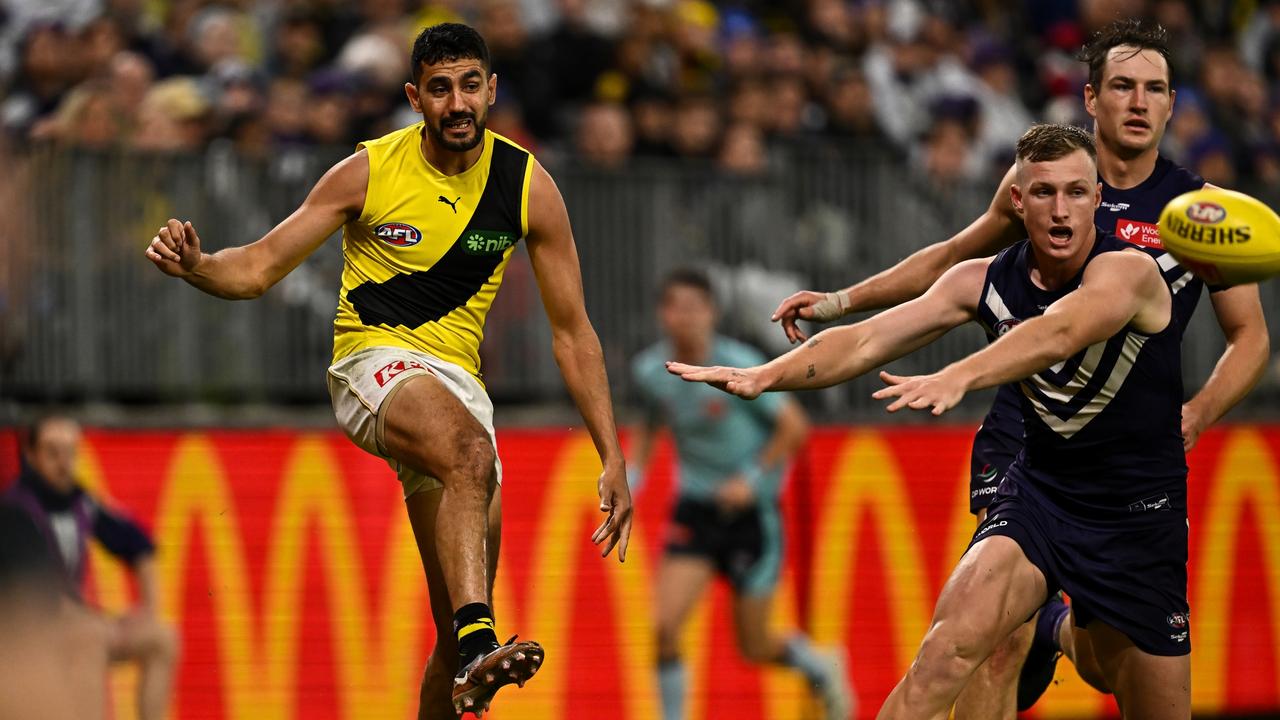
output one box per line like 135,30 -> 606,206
995,318 -> 1022,336
1186,202 -> 1226,224
375,222 -> 422,247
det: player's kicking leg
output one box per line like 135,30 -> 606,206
408,483 -> 505,718
877,535 -> 1048,720
383,373 -> 541,718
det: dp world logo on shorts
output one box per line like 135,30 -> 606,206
375,222 -> 422,248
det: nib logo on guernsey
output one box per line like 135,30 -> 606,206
463,231 -> 516,255
1116,219 -> 1162,249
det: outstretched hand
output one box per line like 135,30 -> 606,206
666,362 -> 767,400
592,463 -> 633,562
145,218 -> 203,278
872,370 -> 967,416
770,290 -> 849,344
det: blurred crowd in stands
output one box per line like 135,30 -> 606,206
3,0 -> 1280,187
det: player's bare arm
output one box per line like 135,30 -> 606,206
145,150 -> 369,298
671,259 -> 988,398
875,250 -> 1169,415
1180,283 -> 1270,449
133,555 -> 160,614
525,159 -> 632,561
771,164 -> 1025,343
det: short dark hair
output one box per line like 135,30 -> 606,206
1016,123 -> 1097,166
660,268 -> 715,303
1077,19 -> 1172,90
410,23 -> 490,82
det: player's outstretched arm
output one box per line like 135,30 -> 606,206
771,165 -> 1025,343
526,160 -> 631,562
1181,284 -> 1270,450
145,151 -> 368,299
875,250 -> 1170,415
670,259 -> 988,398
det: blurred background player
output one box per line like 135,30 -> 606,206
0,504 -> 110,720
628,268 -> 853,720
144,22 -> 632,719
770,18 -> 1269,718
3,415 -> 177,720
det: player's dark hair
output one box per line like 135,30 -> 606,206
660,268 -> 715,304
1077,19 -> 1172,90
411,23 -> 490,82
1016,123 -> 1097,166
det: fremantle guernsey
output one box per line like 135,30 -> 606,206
977,233 -> 1186,520
969,157 -> 1206,512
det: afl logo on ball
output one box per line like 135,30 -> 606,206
375,222 -> 422,247
1186,202 -> 1226,224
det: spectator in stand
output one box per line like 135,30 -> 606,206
630,84 -> 675,158
576,101 -> 634,170
670,92 -> 720,160
824,62 -> 884,141
0,0 -> 1279,182
3,415 -> 177,720
131,76 -> 209,152
718,121 -> 768,176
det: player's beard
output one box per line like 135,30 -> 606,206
429,110 -> 487,152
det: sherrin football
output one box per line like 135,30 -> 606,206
1158,187 -> 1280,285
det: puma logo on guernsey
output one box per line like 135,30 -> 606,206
438,195 -> 461,213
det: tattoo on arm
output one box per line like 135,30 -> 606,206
806,337 -> 823,348
806,364 -> 816,379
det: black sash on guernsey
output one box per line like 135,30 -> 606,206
976,233 -> 1187,522
347,140 -> 530,328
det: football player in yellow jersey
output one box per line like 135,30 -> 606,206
145,23 -> 633,719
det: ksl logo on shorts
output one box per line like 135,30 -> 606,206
1167,612 -> 1188,630
375,222 -> 423,248
374,359 -> 425,387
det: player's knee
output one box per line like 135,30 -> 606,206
916,626 -> 986,682
656,624 -> 681,661
737,633 -> 773,664
152,622 -> 179,663
455,435 -> 497,489
982,631 -> 1027,680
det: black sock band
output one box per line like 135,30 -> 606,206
454,602 -> 499,666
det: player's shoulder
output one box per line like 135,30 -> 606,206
712,336 -> 767,367
1088,234 -> 1162,278
356,121 -> 423,154
1155,155 -> 1205,192
489,130 -> 535,160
